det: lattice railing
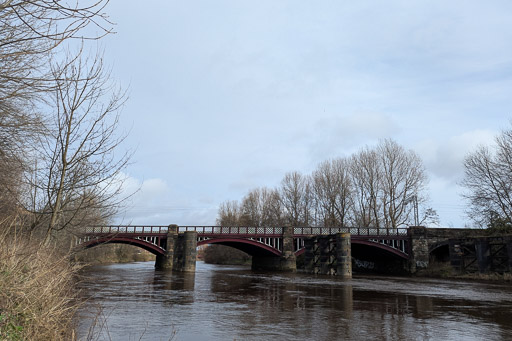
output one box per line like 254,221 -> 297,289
292,227 -> 408,236
83,225 -> 409,237
84,226 -> 169,234
180,226 -> 283,235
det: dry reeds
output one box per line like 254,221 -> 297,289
0,225 -> 81,340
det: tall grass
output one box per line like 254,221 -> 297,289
0,224 -> 81,340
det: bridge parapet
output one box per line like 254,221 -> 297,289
82,225 -> 408,237
293,227 -> 408,238
180,226 -> 283,236
84,225 -> 169,234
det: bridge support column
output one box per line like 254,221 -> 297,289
174,231 -> 197,272
251,226 -> 296,272
336,233 -> 352,278
407,226 -> 429,273
304,233 -> 351,277
281,225 -> 297,272
155,224 -> 178,270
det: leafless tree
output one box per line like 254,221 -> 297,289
311,158 -> 353,227
279,171 -> 313,226
0,1 -> 115,236
377,139 -> 427,228
350,147 -> 382,227
461,125 -> 512,227
240,187 -> 282,226
27,52 -> 129,245
0,0 -> 113,129
216,200 -> 242,226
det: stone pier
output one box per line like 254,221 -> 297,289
155,225 -> 197,272
336,233 -> 352,278
407,226 -> 430,273
304,233 -> 352,278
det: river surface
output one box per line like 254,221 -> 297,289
77,261 -> 512,341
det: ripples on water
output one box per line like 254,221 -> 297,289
77,261 -> 512,341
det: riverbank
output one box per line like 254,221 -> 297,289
0,236 -> 80,340
73,244 -> 155,265
415,261 -> 512,282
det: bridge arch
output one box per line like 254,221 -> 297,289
294,239 -> 408,259
80,237 -> 165,256
351,240 -> 408,260
197,238 -> 281,257
429,241 -> 450,262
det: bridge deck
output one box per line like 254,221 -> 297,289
83,225 -> 409,239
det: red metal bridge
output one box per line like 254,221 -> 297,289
77,225 -> 411,259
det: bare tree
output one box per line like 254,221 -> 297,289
377,139 -> 427,228
216,200 -> 242,226
350,147 -> 382,227
0,1 -> 115,236
28,52 -> 128,244
311,158 -> 353,227
279,171 -> 313,226
239,187 -> 282,226
0,0 -> 113,128
462,125 -> 512,227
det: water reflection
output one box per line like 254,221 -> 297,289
77,262 -> 512,341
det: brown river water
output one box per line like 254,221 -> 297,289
77,261 -> 512,341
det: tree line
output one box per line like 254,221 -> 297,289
217,139 -> 439,229
219,123 -> 512,230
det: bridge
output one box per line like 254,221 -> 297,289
77,225 -> 410,257
77,225 -> 503,277
77,225 -> 418,275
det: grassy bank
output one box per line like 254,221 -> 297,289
73,244 -> 155,265
415,261 -> 512,282
0,236 -> 80,340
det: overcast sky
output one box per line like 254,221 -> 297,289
98,1 -> 512,227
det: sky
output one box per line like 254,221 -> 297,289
95,1 -> 512,227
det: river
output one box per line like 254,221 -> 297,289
77,261 -> 512,340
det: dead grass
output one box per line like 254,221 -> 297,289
0,228 -> 82,340
454,272 -> 512,282
415,260 -> 512,282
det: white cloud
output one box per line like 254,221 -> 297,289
417,129 -> 496,181
307,111 -> 401,161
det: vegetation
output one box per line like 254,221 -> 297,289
0,1 -> 132,339
0,0 -> 128,243
202,245 -> 251,265
462,123 -> 512,228
0,225 -> 80,340
74,244 -> 155,265
218,139 -> 438,228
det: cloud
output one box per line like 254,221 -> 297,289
307,111 -> 401,161
114,174 -> 219,225
417,129 -> 497,181
116,175 -> 169,222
